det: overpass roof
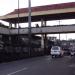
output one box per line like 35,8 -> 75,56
0,2 -> 75,23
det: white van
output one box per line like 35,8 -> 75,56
51,46 -> 64,58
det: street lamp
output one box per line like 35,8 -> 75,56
28,0 -> 31,56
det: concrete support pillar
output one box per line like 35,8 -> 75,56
44,21 -> 48,54
41,35 -> 44,49
41,19 -> 44,27
41,19 -> 44,49
9,23 -> 12,28
41,19 -> 48,54
44,20 -> 46,27
14,23 -> 17,28
9,23 -> 12,43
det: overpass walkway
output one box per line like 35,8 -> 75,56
1,24 -> 75,35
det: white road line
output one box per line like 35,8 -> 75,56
7,67 -> 28,75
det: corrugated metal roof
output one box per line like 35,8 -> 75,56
7,2 -> 75,15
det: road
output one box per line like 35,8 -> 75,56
0,55 -> 75,75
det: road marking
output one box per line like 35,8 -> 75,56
7,67 -> 28,75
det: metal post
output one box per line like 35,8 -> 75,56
59,20 -> 60,41
58,20 -> 61,46
28,0 -> 31,56
18,0 -> 20,34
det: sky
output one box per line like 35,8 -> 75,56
0,0 -> 75,40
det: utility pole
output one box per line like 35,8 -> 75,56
59,20 -> 60,41
58,20 -> 61,46
17,0 -> 20,48
18,0 -> 20,34
28,0 -> 31,56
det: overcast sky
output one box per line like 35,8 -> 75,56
0,0 -> 75,40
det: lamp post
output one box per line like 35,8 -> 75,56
28,0 -> 31,56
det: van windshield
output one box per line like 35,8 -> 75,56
52,46 -> 59,50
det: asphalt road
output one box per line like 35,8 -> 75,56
0,55 -> 75,75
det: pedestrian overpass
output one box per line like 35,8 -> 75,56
0,2 -> 75,57
0,24 -> 75,35
0,2 -> 75,35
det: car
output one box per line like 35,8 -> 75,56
70,47 -> 75,56
50,46 -> 64,58
63,48 -> 70,56
70,51 -> 75,56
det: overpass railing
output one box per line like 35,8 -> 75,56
1,25 -> 75,35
